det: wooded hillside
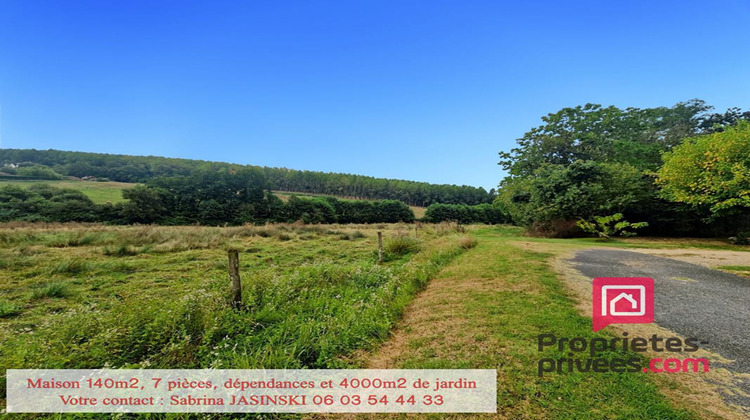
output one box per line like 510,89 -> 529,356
0,149 -> 493,206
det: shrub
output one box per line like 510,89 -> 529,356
497,161 -> 648,236
384,236 -> 421,257
730,232 -> 749,245
15,165 -> 64,180
577,213 -> 648,239
457,236 -> 478,249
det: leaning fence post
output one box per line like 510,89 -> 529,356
227,250 -> 242,310
377,231 -> 383,263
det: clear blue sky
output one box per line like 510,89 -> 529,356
1,1 -> 748,190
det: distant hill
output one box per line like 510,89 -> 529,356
0,149 -> 494,207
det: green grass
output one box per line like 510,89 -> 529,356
29,282 -> 72,299
717,265 -> 750,272
48,259 -> 91,274
383,235 -> 422,258
0,222 -> 469,410
0,179 -> 136,203
103,244 -> 141,256
0,299 -> 21,318
374,225 -> 697,419
0,223 -> 727,417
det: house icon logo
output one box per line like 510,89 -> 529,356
603,286 -> 646,316
593,278 -> 654,331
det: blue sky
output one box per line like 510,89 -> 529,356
1,1 -> 748,190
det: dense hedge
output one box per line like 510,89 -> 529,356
423,203 -> 507,224
0,184 -> 104,222
0,183 -> 415,225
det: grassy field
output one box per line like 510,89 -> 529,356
0,221 -> 473,410
2,222 -> 745,418
0,179 -> 136,204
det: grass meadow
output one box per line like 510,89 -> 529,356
0,221 -> 472,410
0,180 -> 136,204
1,221 -> 745,418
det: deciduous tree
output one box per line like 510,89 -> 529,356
657,121 -> 750,219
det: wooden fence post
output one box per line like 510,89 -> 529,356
377,231 -> 383,263
227,250 -> 242,310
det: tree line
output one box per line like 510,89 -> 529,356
0,149 -> 494,206
0,170 -> 415,225
495,99 -> 750,237
423,203 -> 508,224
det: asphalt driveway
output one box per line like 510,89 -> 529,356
569,249 -> 749,410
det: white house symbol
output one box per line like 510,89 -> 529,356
601,285 -> 646,316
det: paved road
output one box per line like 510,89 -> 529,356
569,249 -> 750,410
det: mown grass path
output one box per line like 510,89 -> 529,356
356,227 -> 696,419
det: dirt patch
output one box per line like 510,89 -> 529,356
550,252 -> 748,420
626,248 -> 750,272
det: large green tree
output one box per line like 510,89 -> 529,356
496,161 -> 648,235
499,100 -> 710,176
496,100 -> 742,236
657,121 -> 750,219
